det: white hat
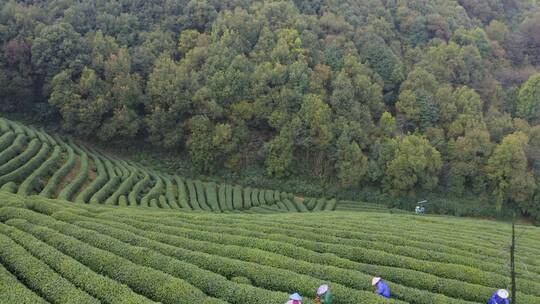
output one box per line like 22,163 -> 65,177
372,277 -> 381,286
289,293 -> 302,301
497,289 -> 509,299
317,284 -> 329,295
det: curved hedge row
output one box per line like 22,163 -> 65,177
129,213 -> 540,304
18,146 -> 62,196
0,139 -> 41,176
175,177 -> 191,210
194,180 -> 211,211
0,262 -> 47,304
75,154 -> 106,204
58,149 -> 89,201
40,144 -> 75,198
0,221 -> 155,304
0,143 -> 51,185
92,214 -> 474,304
2,193 -> 540,304
128,170 -> 151,206
105,167 -> 139,206
0,209 -> 211,304
164,175 -> 180,209
141,174 -> 165,207
0,226 -> 99,304
185,179 -> 201,210
0,117 -> 335,213
205,182 -> 220,212
0,131 -> 15,151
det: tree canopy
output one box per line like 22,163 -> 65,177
2,0 -> 540,221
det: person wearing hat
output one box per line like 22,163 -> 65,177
316,284 -> 333,304
285,292 -> 303,304
372,277 -> 391,298
488,289 -> 510,304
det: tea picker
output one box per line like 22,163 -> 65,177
415,200 -> 427,214
488,289 -> 510,304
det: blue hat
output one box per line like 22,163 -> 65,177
289,293 -> 302,301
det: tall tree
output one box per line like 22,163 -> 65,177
487,132 -> 536,210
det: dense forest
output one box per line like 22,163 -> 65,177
1,0 -> 540,221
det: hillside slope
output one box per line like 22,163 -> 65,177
0,192 -> 539,304
0,117 -> 339,213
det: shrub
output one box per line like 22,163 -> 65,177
158,195 -> 170,208
264,190 -> 275,204
251,189 -> 261,207
0,221 -> 154,304
275,201 -> 288,211
231,276 -> 252,285
0,226 -> 99,304
258,190 -> 267,206
129,214 -> 540,304
0,131 -> 15,151
0,134 -> 27,165
72,216 -> 402,304
118,195 -> 128,207
324,199 -> 337,211
58,149 -> 89,201
18,146 -> 62,196
76,155 -> 107,204
140,174 -> 166,207
3,210 -> 208,304
194,180 -> 211,211
0,118 -> 9,132
292,198 -> 308,212
106,167 -> 138,205
243,187 -> 252,209
217,184 -> 228,211
0,181 -> 17,193
282,199 -> 298,212
98,215 -> 471,304
312,199 -> 326,211
225,184 -> 234,210
128,170 -> 151,206
41,144 -> 75,198
90,174 -> 121,205
0,138 -> 39,175
0,262 -> 47,304
233,185 -> 243,210
174,177 -> 192,210
205,182 -> 220,212
0,143 -> 51,185
164,175 -> 180,209
6,209 -> 290,304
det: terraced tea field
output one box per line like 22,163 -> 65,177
0,117 -> 338,213
1,117 -> 539,304
0,192 -> 539,304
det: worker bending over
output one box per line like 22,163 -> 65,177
316,284 -> 333,304
488,289 -> 509,304
372,277 -> 391,298
285,293 -> 303,304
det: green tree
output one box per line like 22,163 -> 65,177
335,131 -> 368,187
145,55 -> 192,147
383,134 -> 442,195
265,117 -> 299,177
447,126 -> 493,195
32,23 -> 89,79
487,132 -> 536,210
516,72 -> 540,123
186,115 -> 214,172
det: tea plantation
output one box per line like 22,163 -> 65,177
0,118 -> 540,304
0,117 -> 336,213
